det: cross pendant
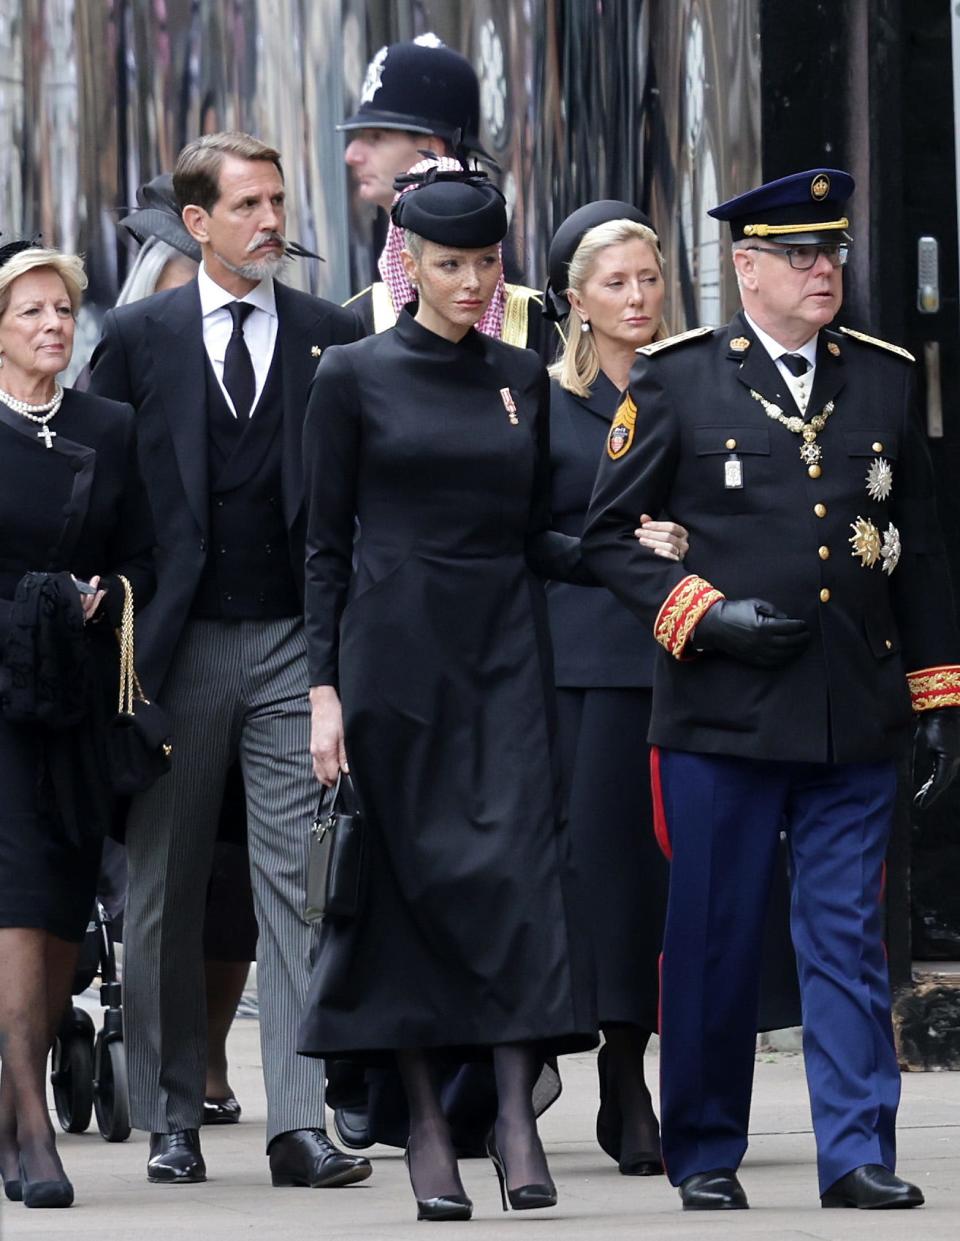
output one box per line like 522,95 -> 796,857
38,425 -> 56,448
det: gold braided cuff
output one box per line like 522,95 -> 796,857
654,575 -> 725,661
907,665 -> 960,712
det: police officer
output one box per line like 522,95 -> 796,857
582,168 -> 960,1211
339,35 -> 557,357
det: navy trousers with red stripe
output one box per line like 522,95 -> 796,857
652,747 -> 900,1193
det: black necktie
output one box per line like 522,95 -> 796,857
779,352 -> 811,378
223,301 -> 256,422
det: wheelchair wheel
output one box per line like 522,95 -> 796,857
51,1008 -> 95,1134
93,1033 -> 131,1142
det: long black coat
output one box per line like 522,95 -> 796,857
0,390 -> 154,940
298,310 -> 597,1060
583,312 -> 960,761
86,278 -> 360,696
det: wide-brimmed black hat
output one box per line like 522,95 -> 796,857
339,37 -> 493,161
391,167 -> 507,249
544,200 -> 655,322
118,173 -> 201,262
708,168 -> 854,245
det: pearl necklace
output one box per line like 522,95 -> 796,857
0,383 -> 64,447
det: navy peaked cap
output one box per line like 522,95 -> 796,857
709,168 -> 855,245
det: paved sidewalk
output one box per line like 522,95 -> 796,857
4,1014 -> 960,1240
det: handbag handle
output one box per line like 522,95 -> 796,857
115,575 -> 151,715
313,771 -> 358,828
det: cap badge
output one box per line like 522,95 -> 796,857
607,395 -> 637,460
500,387 -> 519,425
730,337 -> 751,353
811,173 -> 831,202
827,341 -> 841,356
866,457 -> 893,502
360,45 -> 388,104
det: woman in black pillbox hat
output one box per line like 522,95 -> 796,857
299,166 -> 599,1221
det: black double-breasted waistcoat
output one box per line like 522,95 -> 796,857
582,311 -> 960,764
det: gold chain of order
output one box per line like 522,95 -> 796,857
748,389 -> 836,467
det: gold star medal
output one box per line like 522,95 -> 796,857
866,457 -> 893,502
607,395 -> 637,459
849,516 -> 881,568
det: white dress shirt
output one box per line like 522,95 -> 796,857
744,312 -> 818,414
198,264 -> 279,418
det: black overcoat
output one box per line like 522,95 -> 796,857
0,389 -> 155,940
86,278 -> 360,696
298,310 -> 597,1060
583,312 -> 960,762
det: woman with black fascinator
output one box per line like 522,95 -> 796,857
298,165 -> 598,1221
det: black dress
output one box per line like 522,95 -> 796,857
0,390 -> 154,942
298,310 -> 597,1061
547,374 -> 668,1029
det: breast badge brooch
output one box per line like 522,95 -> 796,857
310,346 -> 323,358
866,457 -> 893,502
607,395 -> 637,459
500,387 -> 519,424
849,517 -> 901,574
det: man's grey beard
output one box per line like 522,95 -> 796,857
213,247 -> 287,281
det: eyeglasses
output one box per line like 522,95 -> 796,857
744,243 -> 849,271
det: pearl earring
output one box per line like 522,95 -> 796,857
580,320 -> 591,334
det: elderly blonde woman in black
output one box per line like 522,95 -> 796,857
0,241 -> 154,1209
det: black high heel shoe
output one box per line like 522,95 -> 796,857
403,1147 -> 472,1222
1,1170 -> 22,1202
20,1160 -> 74,1209
486,1136 -> 557,1211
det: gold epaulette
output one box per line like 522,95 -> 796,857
839,327 -> 915,363
638,326 -> 713,357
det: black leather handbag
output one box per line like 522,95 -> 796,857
104,576 -> 173,796
305,772 -> 365,923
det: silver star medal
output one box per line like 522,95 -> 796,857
360,46 -> 388,104
866,457 -> 893,502
880,522 -> 901,575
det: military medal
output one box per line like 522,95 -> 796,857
880,522 -> 901,575
749,389 -> 835,476
499,387 -> 519,425
849,516 -> 881,568
724,454 -> 743,488
866,457 -> 893,502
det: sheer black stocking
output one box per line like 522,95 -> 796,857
491,1043 -> 552,1191
396,1048 -> 466,1203
602,1024 -> 661,1165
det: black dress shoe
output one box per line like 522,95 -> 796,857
202,1094 -> 242,1125
147,1130 -> 206,1184
679,1168 -> 749,1210
268,1128 -> 372,1188
821,1164 -> 925,1209
333,1103 -> 373,1150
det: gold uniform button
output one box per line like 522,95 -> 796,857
725,438 -> 737,450
808,464 -> 822,479
818,546 -> 830,560
872,441 -> 884,453
814,503 -> 827,517
820,588 -> 831,603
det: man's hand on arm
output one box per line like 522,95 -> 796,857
692,598 -> 810,668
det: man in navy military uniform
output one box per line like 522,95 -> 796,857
583,169 -> 960,1211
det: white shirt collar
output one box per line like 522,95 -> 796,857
197,263 -> 277,319
743,312 -> 818,368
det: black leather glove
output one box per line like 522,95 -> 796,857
914,708 -> 960,810
692,598 -> 810,668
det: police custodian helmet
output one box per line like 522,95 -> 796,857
338,34 -> 493,161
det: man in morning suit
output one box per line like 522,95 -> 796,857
583,168 -> 960,1211
88,132 -> 370,1189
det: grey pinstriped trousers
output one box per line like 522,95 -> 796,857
122,618 -> 325,1146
